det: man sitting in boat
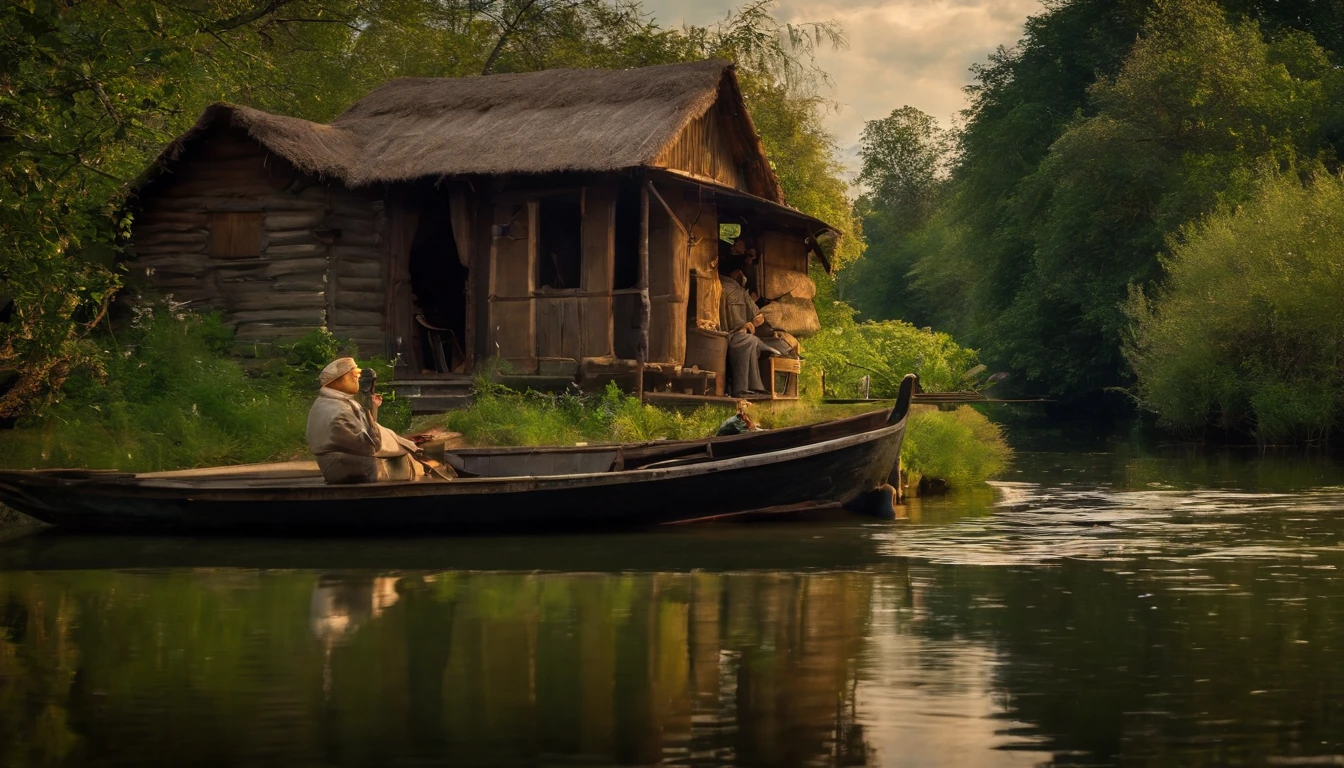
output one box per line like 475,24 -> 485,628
306,357 -> 424,484
719,253 -> 798,397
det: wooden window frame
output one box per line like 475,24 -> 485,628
534,191 -> 585,293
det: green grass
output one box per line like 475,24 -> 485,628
0,312 -> 405,472
415,382 -> 732,447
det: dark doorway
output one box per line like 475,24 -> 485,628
409,208 -> 468,374
613,178 -> 642,290
537,193 -> 583,290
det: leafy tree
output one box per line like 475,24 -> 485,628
1125,169 -> 1344,444
841,106 -> 950,322
943,0 -> 1149,358
856,106 -> 950,231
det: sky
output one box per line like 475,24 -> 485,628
643,0 -> 1044,173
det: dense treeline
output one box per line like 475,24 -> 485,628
0,0 -> 866,419
842,0 -> 1344,441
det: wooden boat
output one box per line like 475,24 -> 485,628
0,376 -> 916,535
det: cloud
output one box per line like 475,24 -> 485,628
644,0 -> 1042,173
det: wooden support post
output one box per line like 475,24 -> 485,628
635,178 -> 651,402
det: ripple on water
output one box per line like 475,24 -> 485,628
876,482 -> 1344,567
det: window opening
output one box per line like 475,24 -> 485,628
537,193 -> 582,290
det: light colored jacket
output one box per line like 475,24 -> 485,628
306,388 -> 420,484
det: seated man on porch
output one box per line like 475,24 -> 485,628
719,255 -> 798,397
306,357 -> 425,484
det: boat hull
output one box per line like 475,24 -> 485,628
0,421 -> 905,534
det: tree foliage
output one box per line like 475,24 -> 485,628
1124,170 -> 1344,445
840,106 -> 950,321
809,265 -> 981,399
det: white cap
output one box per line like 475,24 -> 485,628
319,357 -> 357,387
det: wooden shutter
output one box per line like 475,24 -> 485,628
209,212 -> 263,259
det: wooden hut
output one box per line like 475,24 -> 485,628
127,60 -> 837,406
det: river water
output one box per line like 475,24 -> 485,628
2,446 -> 1344,766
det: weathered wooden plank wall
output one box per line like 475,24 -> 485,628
681,189 -> 721,332
488,200 -> 537,371
646,198 -> 687,365
652,101 -> 748,194
579,185 -> 615,361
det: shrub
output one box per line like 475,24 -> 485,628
901,406 -> 1013,489
2,309 -> 308,470
1124,170 -> 1344,444
808,265 -> 983,399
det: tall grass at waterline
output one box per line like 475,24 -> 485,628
901,405 -> 1013,490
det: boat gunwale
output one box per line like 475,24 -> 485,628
434,407 -> 892,457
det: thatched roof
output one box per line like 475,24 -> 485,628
139,60 -> 788,202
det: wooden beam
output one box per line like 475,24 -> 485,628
635,178 -> 651,402
645,180 -> 691,242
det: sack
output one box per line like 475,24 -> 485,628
763,270 -> 816,301
759,296 -> 820,338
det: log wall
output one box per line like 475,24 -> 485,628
128,124 -> 390,356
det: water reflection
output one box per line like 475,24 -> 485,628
0,568 -> 902,766
4,448 -> 1344,765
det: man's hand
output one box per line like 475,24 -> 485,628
741,321 -> 755,335
372,394 -> 383,407
752,313 -> 765,327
